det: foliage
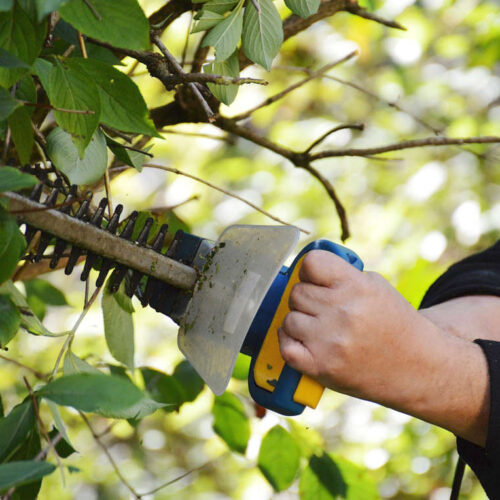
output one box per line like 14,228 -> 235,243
0,0 -> 499,498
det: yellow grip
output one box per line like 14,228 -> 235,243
253,256 -> 324,409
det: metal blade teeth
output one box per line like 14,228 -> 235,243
20,184 -> 172,307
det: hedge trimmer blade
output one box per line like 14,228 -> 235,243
178,225 -> 299,395
7,184 -> 299,395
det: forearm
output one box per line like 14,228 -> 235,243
379,316 -> 489,447
411,295 -> 500,446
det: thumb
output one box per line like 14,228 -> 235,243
299,250 -> 357,288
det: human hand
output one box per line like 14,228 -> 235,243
278,250 -> 488,444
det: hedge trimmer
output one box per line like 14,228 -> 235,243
7,182 -> 363,416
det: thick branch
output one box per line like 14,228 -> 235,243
164,73 -> 267,86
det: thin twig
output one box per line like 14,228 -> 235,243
310,135 -> 500,160
103,169 -> 113,219
303,162 -> 349,240
150,194 -> 200,213
231,51 -> 358,122
0,354 -> 46,379
152,34 -> 216,123
346,5 -> 406,30
21,101 -> 95,115
276,66 -> 443,135
23,377 -> 64,484
2,127 -> 11,164
62,44 -> 76,58
160,128 -> 229,141
77,31 -> 88,58
50,287 -> 101,380
304,123 -> 364,154
139,163 -> 309,234
80,412 -> 141,499
82,0 -> 102,20
127,60 -> 140,77
140,463 -> 208,496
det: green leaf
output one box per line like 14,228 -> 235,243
102,284 -> 134,371
105,136 -> 150,172
0,208 -> 25,285
35,0 -> 68,20
67,58 -> 158,137
242,0 -> 283,71
0,461 -> 56,491
202,3 -> 244,62
204,51 -> 240,105
232,353 -> 250,380
0,400 -> 35,463
0,0 -> 13,12
173,360 -> 204,401
141,367 -> 189,412
0,281 -> 65,337
48,428 -> 76,458
192,10 -> 224,33
15,75 -> 37,110
0,87 -> 20,120
25,279 -> 67,320
47,400 -> 73,451
212,392 -> 249,453
202,0 -> 239,14
25,279 -> 67,306
59,0 -> 149,51
299,453 -> 379,500
258,425 -> 301,491
0,294 -> 20,348
38,373 -> 165,419
141,361 -> 203,412
46,127 -> 108,185
0,48 -> 30,68
63,351 -> 101,375
47,58 -> 101,156
32,58 -> 52,91
284,0 -> 320,18
8,106 -> 33,165
0,166 -> 36,192
0,2 -> 47,87
8,426 -> 42,499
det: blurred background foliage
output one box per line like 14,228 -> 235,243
2,0 -> 500,498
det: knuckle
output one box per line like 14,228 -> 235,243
289,283 -> 302,307
301,252 -> 319,278
283,312 -> 298,332
280,344 -> 295,364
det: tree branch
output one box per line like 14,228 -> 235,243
309,135 -> 500,160
152,33 -> 216,122
163,73 -> 268,86
231,51 -> 357,121
305,123 -> 364,154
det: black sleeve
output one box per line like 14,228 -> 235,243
419,240 -> 500,497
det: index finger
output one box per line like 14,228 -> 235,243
298,250 -> 358,287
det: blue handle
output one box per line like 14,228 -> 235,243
245,240 -> 364,415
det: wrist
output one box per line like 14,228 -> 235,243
387,317 -> 489,446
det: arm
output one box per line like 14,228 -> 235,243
278,250 -> 493,446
